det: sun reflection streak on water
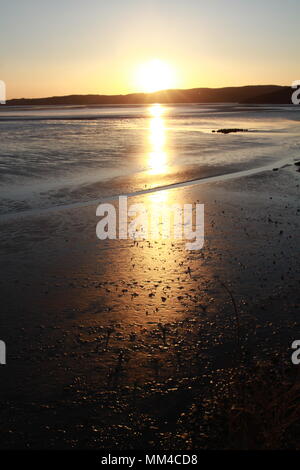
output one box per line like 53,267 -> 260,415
148,104 -> 168,175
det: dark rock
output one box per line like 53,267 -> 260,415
213,128 -> 249,134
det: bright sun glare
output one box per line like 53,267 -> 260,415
136,59 -> 175,93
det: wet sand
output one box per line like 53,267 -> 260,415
0,163 -> 299,449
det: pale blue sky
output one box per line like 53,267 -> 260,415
0,0 -> 299,98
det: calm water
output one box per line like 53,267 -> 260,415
0,103 -> 300,215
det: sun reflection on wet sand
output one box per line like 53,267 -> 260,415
148,104 -> 168,175
148,189 -> 169,204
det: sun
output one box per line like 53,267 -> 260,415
135,59 -> 176,93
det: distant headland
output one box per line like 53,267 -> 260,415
1,85 -> 293,106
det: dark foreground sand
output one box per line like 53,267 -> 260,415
0,164 -> 299,449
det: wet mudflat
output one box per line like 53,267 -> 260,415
0,165 -> 299,449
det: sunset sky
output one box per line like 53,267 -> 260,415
1,0 -> 300,99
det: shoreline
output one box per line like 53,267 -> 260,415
0,155 -> 297,222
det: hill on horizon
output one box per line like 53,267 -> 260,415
2,85 -> 293,106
